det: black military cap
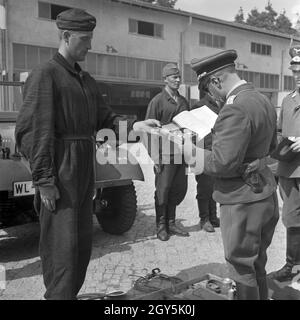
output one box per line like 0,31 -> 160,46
56,8 -> 96,32
191,50 -> 238,80
289,45 -> 300,71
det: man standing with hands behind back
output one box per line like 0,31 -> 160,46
15,8 -> 160,300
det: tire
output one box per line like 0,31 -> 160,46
94,183 -> 137,235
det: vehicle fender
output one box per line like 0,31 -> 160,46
95,143 -> 144,185
0,159 -> 32,191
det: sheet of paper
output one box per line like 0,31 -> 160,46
172,106 -> 217,140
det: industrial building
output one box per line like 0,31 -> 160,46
1,0 -> 300,118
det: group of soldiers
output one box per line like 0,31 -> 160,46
145,46 -> 300,299
14,7 -> 300,300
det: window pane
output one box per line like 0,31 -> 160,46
107,55 -> 117,77
40,47 -> 51,64
220,36 -> 225,48
13,43 -> 26,69
138,21 -> 154,36
213,35 -> 219,48
129,19 -> 137,33
199,32 -> 205,45
136,59 -> 146,79
146,60 -> 153,80
154,61 -> 162,80
38,2 -> 50,19
154,24 -> 163,38
117,56 -> 126,77
206,33 -> 212,47
87,53 -> 97,74
128,57 -> 136,78
27,46 -> 39,69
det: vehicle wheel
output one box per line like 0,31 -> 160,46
94,183 -> 137,235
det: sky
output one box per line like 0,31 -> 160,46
175,0 -> 300,26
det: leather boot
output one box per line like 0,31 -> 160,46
236,282 -> 260,300
256,276 -> 269,300
197,198 -> 215,232
269,227 -> 300,282
209,199 -> 220,228
200,219 -> 215,232
155,203 -> 169,241
167,204 -> 189,237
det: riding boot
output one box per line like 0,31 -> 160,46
209,199 -> 220,228
256,276 -> 269,300
235,282 -> 260,300
269,227 -> 300,282
167,204 -> 189,237
155,203 -> 169,241
197,198 -> 215,232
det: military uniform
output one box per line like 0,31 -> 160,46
191,95 -> 220,232
191,50 -> 279,299
269,44 -> 300,282
145,64 -> 189,241
15,10 -> 136,300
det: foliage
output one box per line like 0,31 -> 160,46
234,1 -> 300,36
139,0 -> 177,8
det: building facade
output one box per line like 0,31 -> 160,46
1,0 -> 300,117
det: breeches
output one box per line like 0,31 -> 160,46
154,163 -> 188,206
279,177 -> 300,228
220,193 -> 279,287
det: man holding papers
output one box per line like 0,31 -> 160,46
188,50 -> 279,299
145,63 -> 190,241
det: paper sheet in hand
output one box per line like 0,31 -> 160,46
172,106 -> 218,140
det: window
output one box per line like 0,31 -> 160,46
199,32 -> 226,49
237,70 -> 279,90
129,19 -> 163,38
251,42 -> 272,56
13,43 -> 172,82
284,76 -> 295,91
38,2 -> 71,20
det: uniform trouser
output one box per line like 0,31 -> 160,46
154,163 -> 188,223
38,179 -> 94,300
279,177 -> 300,228
195,173 -> 216,220
220,193 -> 279,295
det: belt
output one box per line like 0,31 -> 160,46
57,134 -> 95,142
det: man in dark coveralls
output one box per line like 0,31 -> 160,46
15,9 -> 160,300
145,63 -> 190,241
192,86 -> 222,233
269,45 -> 300,282
186,50 -> 279,299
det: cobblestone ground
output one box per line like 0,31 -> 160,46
0,144 -> 285,300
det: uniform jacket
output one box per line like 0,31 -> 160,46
277,89 -> 300,178
145,88 -> 189,164
15,52 -> 134,188
204,82 -> 278,204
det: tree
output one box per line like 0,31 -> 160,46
139,0 -> 177,8
234,7 -> 244,24
234,1 -> 298,36
275,10 -> 294,34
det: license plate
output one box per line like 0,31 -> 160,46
13,181 -> 35,197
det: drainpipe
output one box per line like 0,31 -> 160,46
180,15 -> 192,84
279,49 -> 285,92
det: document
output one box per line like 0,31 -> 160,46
159,106 -> 218,145
172,106 -> 218,139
